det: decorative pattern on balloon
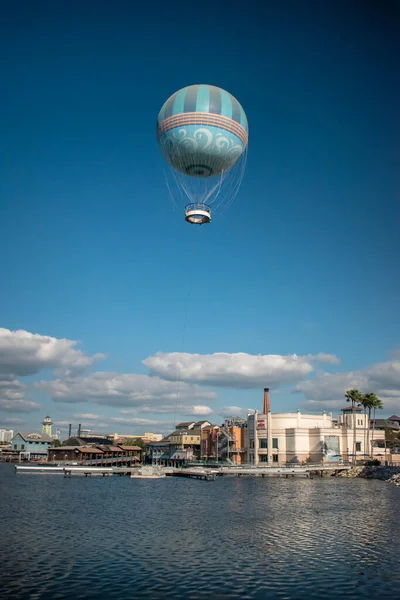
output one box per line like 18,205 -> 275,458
158,125 -> 245,177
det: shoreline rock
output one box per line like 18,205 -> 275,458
336,465 -> 400,486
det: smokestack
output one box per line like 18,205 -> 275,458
263,388 -> 270,414
68,424 -> 72,438
78,423 -> 82,438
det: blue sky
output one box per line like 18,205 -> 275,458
0,1 -> 398,437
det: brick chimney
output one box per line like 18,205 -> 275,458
263,388 -> 271,413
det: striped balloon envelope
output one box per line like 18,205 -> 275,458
157,84 -> 248,178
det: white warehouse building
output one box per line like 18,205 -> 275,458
247,389 -> 385,465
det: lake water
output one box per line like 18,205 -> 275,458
0,463 -> 399,599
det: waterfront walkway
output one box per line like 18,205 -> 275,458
15,464 -> 350,478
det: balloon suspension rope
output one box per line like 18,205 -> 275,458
172,228 -> 201,428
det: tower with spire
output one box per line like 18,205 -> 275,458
42,415 -> 53,437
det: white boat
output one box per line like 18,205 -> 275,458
130,466 -> 166,479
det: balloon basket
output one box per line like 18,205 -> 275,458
184,203 -> 211,225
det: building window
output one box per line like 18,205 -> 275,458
259,438 -> 268,449
259,455 -> 268,462
250,440 -> 254,449
356,442 -> 361,452
14,444 -> 17,449
273,454 -> 279,462
21,445 -> 25,450
272,438 -> 278,449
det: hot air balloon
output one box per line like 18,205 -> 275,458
157,84 -> 248,224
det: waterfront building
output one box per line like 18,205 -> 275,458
169,429 -> 201,458
11,432 -> 53,459
147,440 -> 172,465
48,444 -> 142,464
200,420 -> 247,464
64,433 -> 111,446
0,429 -> 14,443
218,418 -> 247,464
247,389 -> 386,465
175,421 -> 196,431
370,415 -> 400,432
388,415 -> 400,427
148,420 -> 248,466
147,422 -> 212,466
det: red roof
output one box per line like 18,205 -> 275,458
49,446 -> 103,453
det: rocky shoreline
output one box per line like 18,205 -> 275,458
336,465 -> 400,487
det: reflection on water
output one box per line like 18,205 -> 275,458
0,464 -> 399,599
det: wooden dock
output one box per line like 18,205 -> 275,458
63,467 -> 113,477
15,464 -> 350,479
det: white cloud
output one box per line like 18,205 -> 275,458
0,328 -> 105,415
295,357 -> 400,413
0,417 -> 25,425
143,351 -> 339,389
303,353 -> 340,365
121,404 -> 214,416
295,372 -> 368,401
55,420 -> 110,430
183,405 -> 213,416
0,398 -> 41,413
0,376 -> 41,413
366,359 -> 400,389
36,372 -> 217,407
218,405 -> 255,417
110,417 -> 173,427
73,413 -> 104,420
0,328 -> 105,377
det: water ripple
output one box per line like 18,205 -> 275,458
0,465 -> 399,599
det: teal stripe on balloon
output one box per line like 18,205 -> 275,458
196,85 -> 210,113
229,94 -> 241,124
165,91 -> 179,118
239,105 -> 248,131
172,87 -> 188,116
220,89 -> 233,119
158,103 -> 167,122
184,85 -> 200,113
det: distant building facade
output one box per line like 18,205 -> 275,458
247,389 -> 386,465
48,444 -> 142,464
147,421 -> 212,466
11,432 -> 53,459
200,418 -> 247,465
0,429 -> 14,443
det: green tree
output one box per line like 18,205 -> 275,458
123,437 -> 147,449
359,394 -> 369,460
345,389 -> 363,463
366,393 -> 383,453
361,392 -> 376,457
50,439 -> 62,447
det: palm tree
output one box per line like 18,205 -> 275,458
345,389 -> 363,463
359,394 -> 369,460
362,392 -> 376,457
368,393 -> 384,456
